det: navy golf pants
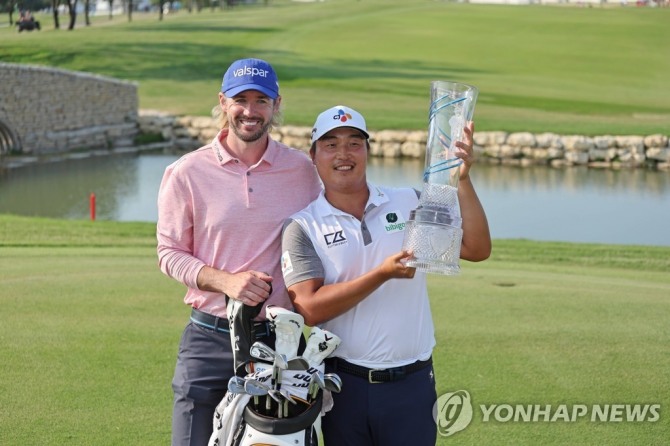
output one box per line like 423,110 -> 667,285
322,362 -> 437,446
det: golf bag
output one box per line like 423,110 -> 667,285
230,388 -> 322,446
209,306 -> 341,446
208,366 -> 324,446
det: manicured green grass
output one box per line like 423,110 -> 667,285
2,0 -> 669,135
1,214 -> 668,444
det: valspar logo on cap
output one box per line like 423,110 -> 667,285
232,65 -> 271,79
311,105 -> 369,143
222,58 -> 279,99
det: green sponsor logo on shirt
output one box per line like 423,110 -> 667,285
385,222 -> 405,232
384,212 -> 406,232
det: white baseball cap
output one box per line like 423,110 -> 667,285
311,105 -> 369,144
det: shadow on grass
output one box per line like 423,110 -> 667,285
483,92 -> 670,116
5,41 -> 490,90
122,25 -> 280,33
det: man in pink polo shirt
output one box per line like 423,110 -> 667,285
157,58 -> 321,446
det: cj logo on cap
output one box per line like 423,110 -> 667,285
232,65 -> 271,78
333,108 -> 353,123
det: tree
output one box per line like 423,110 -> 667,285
65,0 -> 77,29
4,0 -> 49,25
84,0 -> 90,25
158,0 -> 165,20
107,0 -> 113,19
2,0 -> 18,25
0,0 -> 51,26
51,0 -> 60,28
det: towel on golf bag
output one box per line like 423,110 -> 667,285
227,296 -> 262,377
208,391 -> 252,446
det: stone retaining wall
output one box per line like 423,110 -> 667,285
139,110 -> 670,171
0,63 -> 138,155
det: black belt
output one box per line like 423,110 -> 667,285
328,357 -> 432,384
190,308 -> 272,338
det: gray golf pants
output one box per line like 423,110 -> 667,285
171,322 -> 234,446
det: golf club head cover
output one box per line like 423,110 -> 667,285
266,305 -> 304,360
302,326 -> 342,368
228,296 -> 263,377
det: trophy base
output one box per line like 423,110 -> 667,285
402,218 -> 462,276
405,258 -> 461,276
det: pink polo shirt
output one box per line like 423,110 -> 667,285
157,129 -> 321,318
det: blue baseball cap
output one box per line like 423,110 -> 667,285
221,58 -> 279,99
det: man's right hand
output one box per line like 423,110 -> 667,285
196,267 -> 272,305
226,271 -> 273,305
378,250 -> 416,280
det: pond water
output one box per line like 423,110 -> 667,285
1,152 -> 669,247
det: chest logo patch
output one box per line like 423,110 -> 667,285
324,230 -> 347,248
383,211 -> 406,233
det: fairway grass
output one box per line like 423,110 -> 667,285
430,261 -> 669,445
2,0 -> 669,135
1,215 -> 668,444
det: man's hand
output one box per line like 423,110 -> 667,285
226,271 -> 273,305
197,266 -> 272,306
455,121 -> 476,180
378,250 -> 416,280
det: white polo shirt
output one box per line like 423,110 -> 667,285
281,183 -> 435,369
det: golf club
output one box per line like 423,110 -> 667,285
227,376 -> 247,394
250,341 -> 277,363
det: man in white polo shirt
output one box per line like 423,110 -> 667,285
281,105 -> 491,445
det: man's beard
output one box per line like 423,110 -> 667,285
230,118 -> 273,143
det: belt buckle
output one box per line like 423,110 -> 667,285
368,368 -> 385,384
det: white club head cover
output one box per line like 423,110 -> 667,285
266,305 -> 304,360
303,326 -> 341,368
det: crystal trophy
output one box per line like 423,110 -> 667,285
402,81 -> 478,275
